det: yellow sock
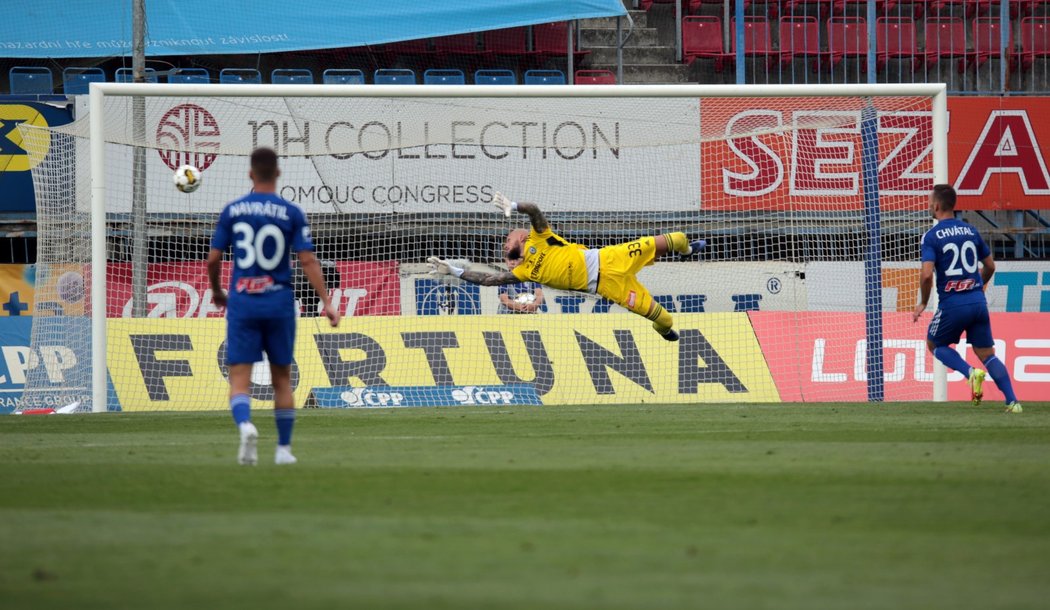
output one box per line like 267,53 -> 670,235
663,232 -> 691,254
645,303 -> 674,335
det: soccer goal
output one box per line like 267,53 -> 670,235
19,83 -> 948,412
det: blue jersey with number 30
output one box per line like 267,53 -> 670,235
920,218 -> 990,309
211,192 -> 313,319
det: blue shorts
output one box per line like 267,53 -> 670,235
226,316 -> 296,366
927,303 -> 994,348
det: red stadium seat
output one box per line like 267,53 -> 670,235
970,18 -> 1013,70
827,16 -> 868,69
533,22 -> 590,61
682,16 -> 729,69
483,27 -> 534,56
875,17 -> 918,71
1018,17 -> 1050,69
923,17 -> 970,72
928,0 -> 996,17
778,16 -> 821,68
575,69 -> 617,84
733,17 -> 776,66
774,0 -> 834,19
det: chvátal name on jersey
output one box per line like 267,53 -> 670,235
935,226 -> 975,239
228,201 -> 291,220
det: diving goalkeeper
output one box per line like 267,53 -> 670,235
428,193 -> 704,341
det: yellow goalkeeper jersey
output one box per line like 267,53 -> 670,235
511,227 -> 589,291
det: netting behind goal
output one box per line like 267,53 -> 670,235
21,86 -> 943,411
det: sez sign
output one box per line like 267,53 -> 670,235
701,97 -> 1050,211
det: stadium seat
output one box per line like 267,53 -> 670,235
1018,17 -> 1050,70
474,69 -> 518,85
62,67 -> 106,94
533,22 -> 590,61
575,69 -> 617,84
826,16 -> 868,70
271,68 -> 314,84
523,69 -> 566,85
9,67 -> 53,94
169,68 -> 210,84
874,17 -> 918,71
114,67 -> 159,83
374,68 -> 416,85
423,68 -> 466,85
682,16 -> 729,69
774,0 -> 834,18
220,68 -> 262,84
928,0 -> 996,18
834,0 -> 897,14
778,16 -> 822,69
726,18 -> 776,70
322,69 -> 365,84
970,18 -> 1012,69
433,33 -> 485,55
923,17 -> 969,72
483,27 -> 534,56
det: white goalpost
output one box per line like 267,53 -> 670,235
22,82 -> 949,413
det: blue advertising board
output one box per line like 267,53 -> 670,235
306,384 -> 542,408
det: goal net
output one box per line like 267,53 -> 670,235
20,84 -> 947,412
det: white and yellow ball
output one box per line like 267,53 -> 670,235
173,164 -> 201,193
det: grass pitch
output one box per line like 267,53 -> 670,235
2,403 -> 1049,610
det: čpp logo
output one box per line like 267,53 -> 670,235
156,103 -> 220,171
450,386 -> 516,405
0,105 -> 49,172
340,388 -> 405,407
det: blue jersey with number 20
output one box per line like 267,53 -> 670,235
211,192 -> 314,319
920,218 -> 990,309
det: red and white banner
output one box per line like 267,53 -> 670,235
104,261 -> 400,318
750,312 -> 1050,402
699,96 -> 1050,211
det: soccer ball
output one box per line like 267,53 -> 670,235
514,293 -> 536,305
173,165 -> 201,193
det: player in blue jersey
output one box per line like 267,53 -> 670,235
208,148 -> 341,465
912,185 -> 1021,413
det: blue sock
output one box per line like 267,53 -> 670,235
933,346 -> 972,378
983,355 -> 1018,404
230,393 -> 251,426
275,409 -> 295,447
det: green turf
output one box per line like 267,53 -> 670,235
1,403 -> 1049,610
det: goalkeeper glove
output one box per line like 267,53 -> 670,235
492,192 -> 517,218
427,256 -> 464,278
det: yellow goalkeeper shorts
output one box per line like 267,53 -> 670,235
596,236 -> 658,316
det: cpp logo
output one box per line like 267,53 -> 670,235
0,105 -> 50,172
156,103 -> 220,171
450,386 -> 516,405
340,388 -> 405,407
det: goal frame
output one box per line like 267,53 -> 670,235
87,82 -> 950,412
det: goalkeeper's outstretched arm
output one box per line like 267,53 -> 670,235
493,192 -> 548,233
427,257 -> 521,286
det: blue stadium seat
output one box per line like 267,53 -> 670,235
62,67 -> 106,94
523,69 -> 566,85
114,67 -> 159,83
271,68 -> 314,84
474,69 -> 517,85
9,67 -> 53,94
322,69 -> 365,84
220,68 -> 262,84
423,69 -> 466,85
169,68 -> 210,84
374,68 -> 416,85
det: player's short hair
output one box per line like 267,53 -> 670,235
250,147 -> 279,182
931,184 -> 957,210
